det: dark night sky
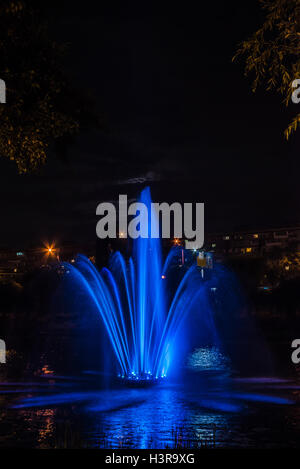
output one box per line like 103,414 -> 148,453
0,1 -> 299,248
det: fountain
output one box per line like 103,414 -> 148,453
61,188 -> 210,384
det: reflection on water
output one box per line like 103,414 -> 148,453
36,409 -> 56,445
0,347 -> 299,448
186,347 -> 232,372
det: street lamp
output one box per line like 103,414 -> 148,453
43,243 -> 59,261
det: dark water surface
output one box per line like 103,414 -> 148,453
1,347 -> 299,448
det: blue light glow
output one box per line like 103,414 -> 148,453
62,187 -> 207,380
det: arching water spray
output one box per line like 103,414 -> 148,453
63,188 -> 209,382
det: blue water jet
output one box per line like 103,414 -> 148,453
61,188 -> 209,382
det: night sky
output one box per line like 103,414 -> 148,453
0,1 -> 299,248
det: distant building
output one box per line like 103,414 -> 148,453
1,226 -> 299,282
0,243 -> 95,282
0,249 -> 24,281
204,225 -> 300,258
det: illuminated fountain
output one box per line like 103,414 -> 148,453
62,188 -> 211,384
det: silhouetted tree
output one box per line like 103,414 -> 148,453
0,0 -> 99,173
234,0 -> 300,139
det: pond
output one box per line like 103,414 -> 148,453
0,346 -> 299,449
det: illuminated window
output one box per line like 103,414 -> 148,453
223,236 -> 230,240
246,247 -> 252,253
212,243 -> 216,248
16,252 -> 23,256
253,234 -> 259,239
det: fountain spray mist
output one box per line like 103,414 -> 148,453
62,187 -> 207,382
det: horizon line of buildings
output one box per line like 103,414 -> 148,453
0,224 -> 300,282
204,225 -> 300,258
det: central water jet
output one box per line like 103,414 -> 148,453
63,188 -> 208,382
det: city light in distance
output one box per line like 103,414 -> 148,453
43,243 -> 58,258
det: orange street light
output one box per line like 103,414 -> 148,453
43,243 -> 57,257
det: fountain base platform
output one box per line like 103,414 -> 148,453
118,373 -> 165,387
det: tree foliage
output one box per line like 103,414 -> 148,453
233,0 -> 300,139
265,252 -> 300,282
0,1 -> 98,173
